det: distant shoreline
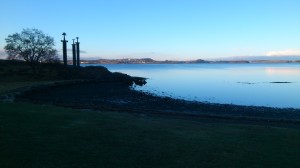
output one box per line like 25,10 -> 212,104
77,58 -> 300,65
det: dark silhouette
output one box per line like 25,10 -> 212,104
61,33 -> 68,66
4,28 -> 58,72
76,37 -> 80,67
72,39 -> 76,67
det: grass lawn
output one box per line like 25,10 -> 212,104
0,81 -> 55,94
1,102 -> 300,168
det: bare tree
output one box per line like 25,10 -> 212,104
4,28 -> 59,71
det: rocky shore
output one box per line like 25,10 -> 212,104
17,79 -> 300,124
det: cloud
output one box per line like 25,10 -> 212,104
265,49 -> 300,56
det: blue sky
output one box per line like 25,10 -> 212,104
0,0 -> 299,60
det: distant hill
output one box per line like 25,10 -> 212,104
80,58 -> 209,64
214,56 -> 300,61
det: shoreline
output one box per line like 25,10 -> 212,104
1,61 -> 299,125
16,80 -> 300,125
133,86 -> 299,110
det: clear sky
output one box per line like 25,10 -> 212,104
0,0 -> 299,60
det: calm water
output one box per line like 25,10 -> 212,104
85,63 -> 300,109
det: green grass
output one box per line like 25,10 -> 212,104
0,81 -> 54,94
0,60 -> 55,94
1,102 -> 300,168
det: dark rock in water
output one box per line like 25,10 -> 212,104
109,72 -> 147,86
270,82 -> 292,84
237,82 -> 256,84
132,77 -> 147,86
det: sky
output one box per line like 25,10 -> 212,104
0,0 -> 300,60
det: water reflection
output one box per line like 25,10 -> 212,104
266,67 -> 300,75
90,64 -> 300,109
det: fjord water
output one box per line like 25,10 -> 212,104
89,64 -> 300,109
